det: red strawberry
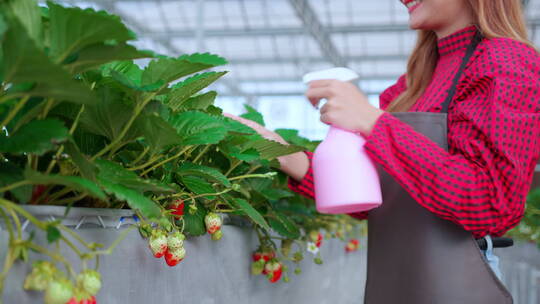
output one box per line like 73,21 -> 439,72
204,213 -> 222,234
148,230 -> 168,258
67,295 -> 96,304
264,261 -> 283,283
165,246 -> 186,267
252,251 -> 275,262
30,185 -> 48,204
345,239 -> 360,253
167,231 -> 185,250
315,233 -> 323,248
169,199 -> 184,218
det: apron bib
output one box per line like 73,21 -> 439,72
364,31 -> 513,304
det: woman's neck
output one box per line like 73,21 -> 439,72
434,15 -> 475,38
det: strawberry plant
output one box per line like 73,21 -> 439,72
0,0 -> 366,301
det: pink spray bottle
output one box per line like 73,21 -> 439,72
303,68 -> 382,214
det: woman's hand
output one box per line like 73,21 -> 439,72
305,80 -> 385,136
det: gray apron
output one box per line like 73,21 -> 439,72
364,32 -> 513,304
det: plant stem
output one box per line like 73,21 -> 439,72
129,146 -> 150,167
228,173 -> 275,181
46,105 -> 85,174
225,160 -> 241,177
0,95 -> 29,128
39,98 -> 55,119
192,145 -> 210,164
139,146 -> 191,176
0,198 -> 47,230
24,242 -> 77,279
91,89 -> 163,161
0,93 -> 25,105
192,188 -> 232,199
128,154 -> 163,171
86,225 -> 136,256
0,208 -> 14,241
0,181 -> 32,194
6,208 -> 22,239
51,193 -> 87,206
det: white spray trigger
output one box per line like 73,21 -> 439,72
302,67 -> 359,84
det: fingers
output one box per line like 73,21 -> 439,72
309,79 -> 339,88
305,87 -> 334,108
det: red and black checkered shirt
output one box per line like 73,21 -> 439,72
289,26 -> 540,238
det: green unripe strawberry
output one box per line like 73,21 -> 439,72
44,278 -> 73,304
211,229 -> 223,241
77,269 -> 101,296
251,259 -> 266,275
24,261 -> 57,291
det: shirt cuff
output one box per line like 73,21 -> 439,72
287,151 -> 315,199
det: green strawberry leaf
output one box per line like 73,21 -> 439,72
63,141 -> 97,181
46,225 -> 61,243
177,162 -> 231,187
183,201 -> 207,236
9,0 -> 42,45
95,159 -> 175,194
141,53 -> 227,86
66,44 -> 152,74
268,213 -> 300,239
259,189 -> 294,200
169,111 -> 227,146
0,119 -> 69,155
180,176 -> 215,199
231,198 -> 270,231
243,138 -> 304,160
240,104 -> 265,126
1,17 -> 97,104
139,114 -> 181,153
166,72 -> 227,111
24,169 -> 106,200
0,162 -> 32,203
79,86 -> 143,142
48,1 -> 134,63
176,91 -> 217,111
98,178 -> 161,219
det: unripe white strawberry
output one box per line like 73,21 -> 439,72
167,231 -> 185,250
149,229 -> 168,258
44,278 -> 73,304
77,269 -> 101,296
204,212 -> 222,234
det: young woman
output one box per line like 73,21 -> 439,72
227,0 -> 539,302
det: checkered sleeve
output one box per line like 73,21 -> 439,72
364,39 -> 540,237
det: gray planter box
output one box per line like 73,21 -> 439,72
1,206 -> 366,304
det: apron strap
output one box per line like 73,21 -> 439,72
440,30 -> 484,114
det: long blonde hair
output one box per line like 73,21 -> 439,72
386,0 -> 532,112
